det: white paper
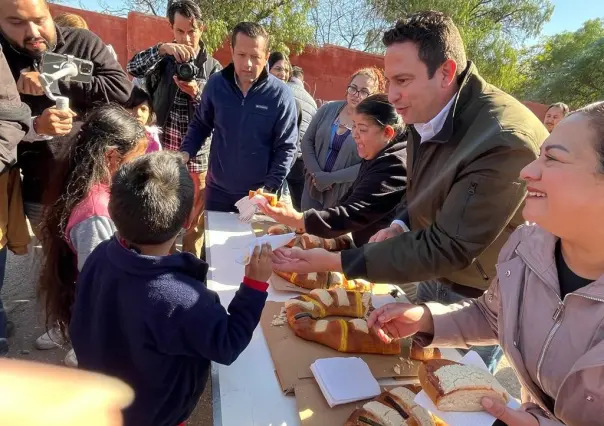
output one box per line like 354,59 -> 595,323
311,357 -> 381,408
235,195 -> 271,223
371,294 -> 396,310
414,351 -> 521,426
235,233 -> 296,265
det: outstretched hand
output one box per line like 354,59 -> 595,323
271,246 -> 342,274
366,303 -> 433,343
258,201 -> 304,230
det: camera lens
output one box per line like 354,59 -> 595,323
176,62 -> 197,82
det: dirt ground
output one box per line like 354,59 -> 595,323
2,242 -> 520,426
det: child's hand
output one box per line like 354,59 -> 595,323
245,243 -> 273,283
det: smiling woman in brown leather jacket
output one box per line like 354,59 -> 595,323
367,102 -> 604,426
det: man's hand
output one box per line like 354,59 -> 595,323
366,303 -> 433,343
35,107 -> 77,136
271,246 -> 342,274
180,152 -> 190,164
245,243 -> 273,283
159,43 -> 195,63
173,76 -> 199,98
258,201 -> 304,230
369,224 -> 404,243
482,398 -> 539,426
17,70 -> 44,96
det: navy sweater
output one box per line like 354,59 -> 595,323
70,238 -> 268,426
181,64 -> 298,198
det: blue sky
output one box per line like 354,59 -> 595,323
76,0 -> 603,44
528,0 -> 604,43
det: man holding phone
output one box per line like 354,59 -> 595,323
127,0 -> 221,259
0,0 -> 131,234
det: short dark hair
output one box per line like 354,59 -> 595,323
231,22 -> 269,52
572,101 -> 604,173
167,0 -> 202,27
355,93 -> 405,135
109,151 -> 194,245
291,66 -> 304,80
383,11 -> 467,78
547,102 -> 570,116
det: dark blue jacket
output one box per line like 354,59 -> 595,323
181,63 -> 298,195
70,238 -> 268,426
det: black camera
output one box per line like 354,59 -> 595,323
175,61 -> 199,82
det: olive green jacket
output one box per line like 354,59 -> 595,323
341,62 -> 549,291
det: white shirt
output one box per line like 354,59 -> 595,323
391,96 -> 455,230
414,96 -> 455,143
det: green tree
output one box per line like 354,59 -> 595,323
519,19 -> 604,109
98,0 -> 315,54
367,0 -> 553,93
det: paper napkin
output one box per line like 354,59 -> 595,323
311,357 -> 381,408
414,351 -> 521,426
235,233 -> 296,265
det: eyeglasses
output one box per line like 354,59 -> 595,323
347,85 -> 371,99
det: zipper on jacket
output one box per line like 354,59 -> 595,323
475,260 -> 489,281
455,181 -> 477,238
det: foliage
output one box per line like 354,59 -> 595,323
309,0 -> 385,51
96,0 -> 315,54
367,0 -> 553,93
518,19 -> 604,108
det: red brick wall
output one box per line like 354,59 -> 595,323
48,4 -> 546,118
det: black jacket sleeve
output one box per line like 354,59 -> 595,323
0,46 -> 30,173
304,145 -> 407,240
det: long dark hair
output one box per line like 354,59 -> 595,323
38,104 -> 146,333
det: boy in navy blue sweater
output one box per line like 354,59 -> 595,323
70,151 -> 272,426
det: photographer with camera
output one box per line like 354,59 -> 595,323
127,0 -> 221,259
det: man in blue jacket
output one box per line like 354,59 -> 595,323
181,22 -> 298,212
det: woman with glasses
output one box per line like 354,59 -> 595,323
268,52 -> 291,82
300,67 -> 386,210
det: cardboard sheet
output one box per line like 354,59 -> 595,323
295,380 -> 422,426
261,301 -> 420,394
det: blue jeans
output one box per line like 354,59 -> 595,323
0,245 -> 8,340
415,280 -> 503,374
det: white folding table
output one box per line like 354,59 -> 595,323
205,211 -> 460,426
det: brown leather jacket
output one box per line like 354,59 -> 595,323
423,225 -> 604,425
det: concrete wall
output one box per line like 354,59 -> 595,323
48,4 -> 546,118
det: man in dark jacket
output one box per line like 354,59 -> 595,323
181,22 -> 298,212
287,66 -> 317,209
0,0 -> 131,232
272,12 -> 548,372
127,0 -> 221,257
0,45 -> 30,356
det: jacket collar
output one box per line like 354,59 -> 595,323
515,225 -> 604,299
289,77 -> 304,87
425,61 -> 485,144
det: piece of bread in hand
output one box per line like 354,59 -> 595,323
249,188 -> 278,206
267,224 -> 294,235
377,387 -> 443,426
418,359 -> 508,412
409,342 -> 441,362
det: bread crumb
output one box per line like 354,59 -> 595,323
271,307 -> 287,326
393,364 -> 401,375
